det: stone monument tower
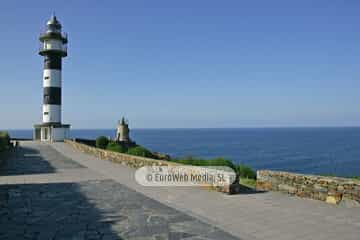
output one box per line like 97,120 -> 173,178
33,14 -> 70,142
116,117 -> 130,142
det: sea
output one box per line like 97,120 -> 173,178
4,127 -> 360,177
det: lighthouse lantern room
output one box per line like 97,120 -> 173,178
33,15 -> 70,142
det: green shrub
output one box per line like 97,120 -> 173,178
172,156 -> 257,180
208,157 -> 236,170
173,157 -> 236,170
95,136 -> 109,149
240,178 -> 257,188
0,131 -> 10,152
236,164 -> 256,180
106,142 -> 127,153
127,146 -> 154,158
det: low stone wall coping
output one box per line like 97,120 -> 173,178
257,170 -> 360,206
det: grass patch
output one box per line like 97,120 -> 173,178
106,141 -> 127,153
127,145 -> 154,158
93,135 -> 154,158
173,157 -> 236,169
236,164 -> 256,179
240,178 -> 257,188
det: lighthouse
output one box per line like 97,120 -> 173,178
33,15 -> 70,142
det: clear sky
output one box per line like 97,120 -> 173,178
0,0 -> 359,129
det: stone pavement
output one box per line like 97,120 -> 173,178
53,141 -> 360,240
0,142 -> 238,240
1,141 -> 360,240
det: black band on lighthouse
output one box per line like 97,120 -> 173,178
43,87 -> 61,104
44,55 -> 62,70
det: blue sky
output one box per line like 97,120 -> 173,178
0,0 -> 359,129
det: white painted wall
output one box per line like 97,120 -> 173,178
43,69 -> 61,87
43,104 -> 61,123
52,127 -> 69,141
38,127 -> 69,142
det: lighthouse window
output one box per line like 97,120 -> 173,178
44,112 -> 49,115
44,95 -> 50,102
44,76 -> 50,80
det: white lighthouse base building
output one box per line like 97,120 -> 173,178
33,124 -> 70,142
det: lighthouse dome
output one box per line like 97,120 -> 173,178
39,14 -> 68,45
47,15 -> 61,28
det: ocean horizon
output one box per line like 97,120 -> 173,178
3,127 -> 360,177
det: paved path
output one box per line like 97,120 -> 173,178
1,141 -> 360,240
0,142 -> 238,240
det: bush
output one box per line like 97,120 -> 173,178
95,136 -> 109,149
236,164 -> 256,179
106,142 -> 127,153
174,157 -> 256,180
0,131 -> 10,152
208,157 -> 236,170
127,146 -> 154,158
174,157 -> 236,170
240,178 -> 257,188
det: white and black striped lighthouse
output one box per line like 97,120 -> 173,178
33,15 -> 70,142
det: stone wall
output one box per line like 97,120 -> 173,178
65,139 -> 178,168
64,140 -> 239,194
257,170 -> 360,206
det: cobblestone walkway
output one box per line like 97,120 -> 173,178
0,142 -> 239,240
